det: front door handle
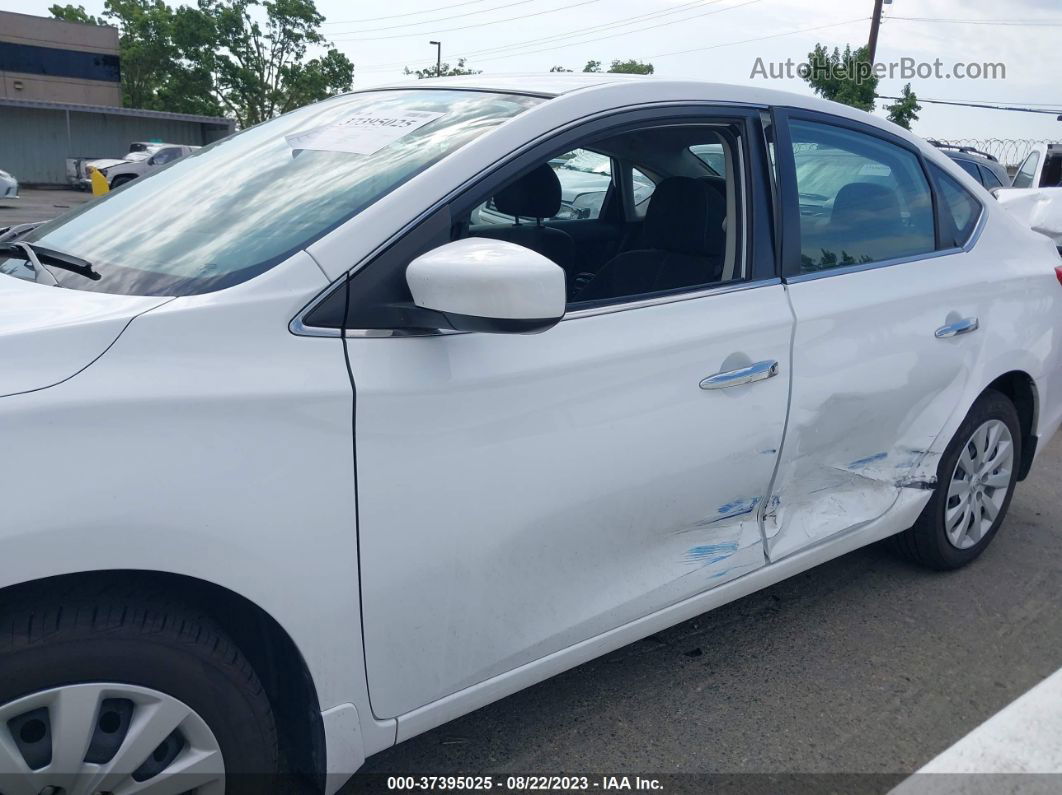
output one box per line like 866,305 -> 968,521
935,317 -> 979,338
700,360 -> 779,390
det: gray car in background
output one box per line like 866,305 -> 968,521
928,141 -> 1011,190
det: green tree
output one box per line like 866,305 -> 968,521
403,57 -> 481,79
549,65 -> 573,73
606,59 -> 653,75
582,58 -> 653,74
199,0 -> 354,126
49,4 -> 102,24
51,0 -> 354,126
886,83 -> 921,130
802,43 -> 877,112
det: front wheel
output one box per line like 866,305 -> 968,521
0,586 -> 281,793
891,389 -> 1021,570
109,175 -> 135,189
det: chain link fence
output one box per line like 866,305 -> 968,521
931,139 -> 1062,170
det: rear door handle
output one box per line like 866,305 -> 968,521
700,360 -> 779,390
935,317 -> 979,338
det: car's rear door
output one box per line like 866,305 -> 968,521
348,107 -> 793,720
765,108 -> 989,560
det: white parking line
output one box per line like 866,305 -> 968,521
890,667 -> 1062,793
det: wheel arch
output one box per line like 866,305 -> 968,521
0,569 -> 327,789
984,370 -> 1038,480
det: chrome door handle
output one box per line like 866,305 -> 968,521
700,360 -> 779,390
935,317 -> 979,338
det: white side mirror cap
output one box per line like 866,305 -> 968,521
406,238 -> 566,333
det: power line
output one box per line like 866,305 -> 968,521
356,0 -> 752,71
644,16 -> 869,60
469,0 -> 761,64
331,0 -> 605,42
877,95 -> 1062,116
888,16 -> 1062,27
328,0 -> 539,36
323,0 -> 507,25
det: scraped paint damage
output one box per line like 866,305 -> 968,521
683,541 -> 739,566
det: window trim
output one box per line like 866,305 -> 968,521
293,101 -> 777,337
773,107 -> 982,283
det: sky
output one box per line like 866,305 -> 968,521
8,0 -> 1062,142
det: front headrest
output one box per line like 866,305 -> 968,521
643,176 -> 726,257
492,164 -> 562,219
831,182 -> 901,227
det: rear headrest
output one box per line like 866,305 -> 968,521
492,164 -> 562,219
831,182 -> 901,228
643,176 -> 726,257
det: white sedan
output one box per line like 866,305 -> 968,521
1,74 -> 1061,793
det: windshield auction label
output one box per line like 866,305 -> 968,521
285,110 -> 445,155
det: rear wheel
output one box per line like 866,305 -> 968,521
0,586 -> 281,793
891,389 -> 1021,569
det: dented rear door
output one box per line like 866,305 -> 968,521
764,109 -> 984,560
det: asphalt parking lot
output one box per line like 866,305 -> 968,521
0,187 -> 92,227
347,435 -> 1062,790
3,192 -> 1059,794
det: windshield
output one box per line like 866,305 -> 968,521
14,89 -> 541,296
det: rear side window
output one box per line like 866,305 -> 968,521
789,120 -> 935,272
979,165 -> 1004,190
954,159 -> 981,182
931,164 -> 982,248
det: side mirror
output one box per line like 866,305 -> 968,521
406,238 -> 566,334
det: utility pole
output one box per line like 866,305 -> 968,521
429,40 -> 442,78
867,0 -> 886,63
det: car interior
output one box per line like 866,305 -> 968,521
455,124 -> 745,306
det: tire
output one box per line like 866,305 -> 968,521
0,582 -> 282,793
891,389 -> 1022,570
109,175 -> 135,188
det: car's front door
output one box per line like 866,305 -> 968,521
348,109 -> 794,720
765,110 -> 988,560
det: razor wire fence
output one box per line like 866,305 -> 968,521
931,139 -> 1062,170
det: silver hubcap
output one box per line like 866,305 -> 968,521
945,419 -> 1014,550
0,683 -> 224,794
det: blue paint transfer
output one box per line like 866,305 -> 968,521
684,541 -> 739,566
716,497 -> 760,517
848,452 -> 888,469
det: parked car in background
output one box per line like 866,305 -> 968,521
80,142 -> 199,189
1,75 -> 1062,793
0,169 -> 18,201
928,141 -> 1011,190
1010,143 -> 1062,189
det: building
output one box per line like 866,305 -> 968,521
0,10 -> 234,185
1,10 -> 121,106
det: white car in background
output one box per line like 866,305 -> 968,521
0,168 -> 18,201
1,74 -> 1062,793
81,142 -> 199,189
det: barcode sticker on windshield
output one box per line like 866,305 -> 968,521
285,110 -> 445,156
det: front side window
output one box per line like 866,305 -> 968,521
461,123 -> 744,305
7,90 -> 541,296
1012,151 -> 1040,188
789,120 -> 935,272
